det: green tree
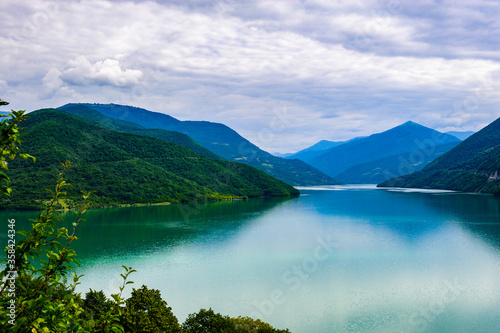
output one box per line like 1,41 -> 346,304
121,285 -> 182,333
83,289 -> 113,319
0,99 -> 35,196
0,100 -> 133,332
182,308 -> 236,333
230,316 -> 291,333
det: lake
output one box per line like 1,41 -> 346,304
3,185 -> 500,332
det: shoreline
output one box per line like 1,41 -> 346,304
0,194 -> 299,212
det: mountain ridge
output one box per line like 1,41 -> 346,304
307,121 -> 461,182
2,109 -> 299,209
378,117 -> 500,194
60,103 -> 341,186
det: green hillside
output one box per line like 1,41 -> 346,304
61,103 -> 341,186
379,117 -> 500,194
1,109 -> 299,209
59,104 -> 221,159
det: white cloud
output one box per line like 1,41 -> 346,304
60,56 -> 143,88
42,68 -> 62,93
0,80 -> 8,91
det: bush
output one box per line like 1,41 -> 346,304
182,308 -> 235,333
121,285 -> 182,333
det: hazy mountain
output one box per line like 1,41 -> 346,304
60,103 -> 340,186
286,137 -> 366,163
272,152 -> 294,158
336,141 -> 460,184
445,131 -> 475,141
2,109 -> 299,209
379,117 -> 500,194
285,140 -> 346,162
308,121 -> 461,181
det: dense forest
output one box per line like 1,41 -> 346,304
379,117 -> 500,194
0,109 -> 299,210
61,103 -> 341,186
59,104 -> 221,160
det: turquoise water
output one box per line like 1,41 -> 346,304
2,185 -> 500,332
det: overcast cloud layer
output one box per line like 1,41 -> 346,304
1,0 -> 500,153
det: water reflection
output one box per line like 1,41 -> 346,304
2,187 -> 499,333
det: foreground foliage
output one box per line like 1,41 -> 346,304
183,308 -> 290,333
0,101 -> 291,332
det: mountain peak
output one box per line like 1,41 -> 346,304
400,120 -> 422,127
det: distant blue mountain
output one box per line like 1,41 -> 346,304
445,131 -> 475,141
308,121 -> 461,182
286,137 -> 365,162
380,117 -> 500,194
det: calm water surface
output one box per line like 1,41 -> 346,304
3,185 -> 500,332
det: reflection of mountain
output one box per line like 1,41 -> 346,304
66,197 -> 291,258
459,222 -> 500,250
420,193 -> 500,249
298,187 -> 500,245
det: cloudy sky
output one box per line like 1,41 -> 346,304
1,0 -> 500,153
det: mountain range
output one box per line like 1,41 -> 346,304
1,109 -> 299,209
285,138 -> 365,162
293,121 -> 461,183
379,117 -> 500,194
59,103 -> 340,186
5,101 -> 491,199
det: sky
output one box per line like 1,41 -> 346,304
1,0 -> 500,154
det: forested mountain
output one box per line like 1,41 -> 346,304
1,109 -> 299,209
59,104 -> 220,159
60,103 -> 340,186
379,117 -> 500,194
307,121 -> 461,182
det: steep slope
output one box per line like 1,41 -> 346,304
379,117 -> 500,194
336,141 -> 460,184
60,103 -> 340,186
58,104 -> 220,159
2,109 -> 299,209
308,121 -> 461,180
